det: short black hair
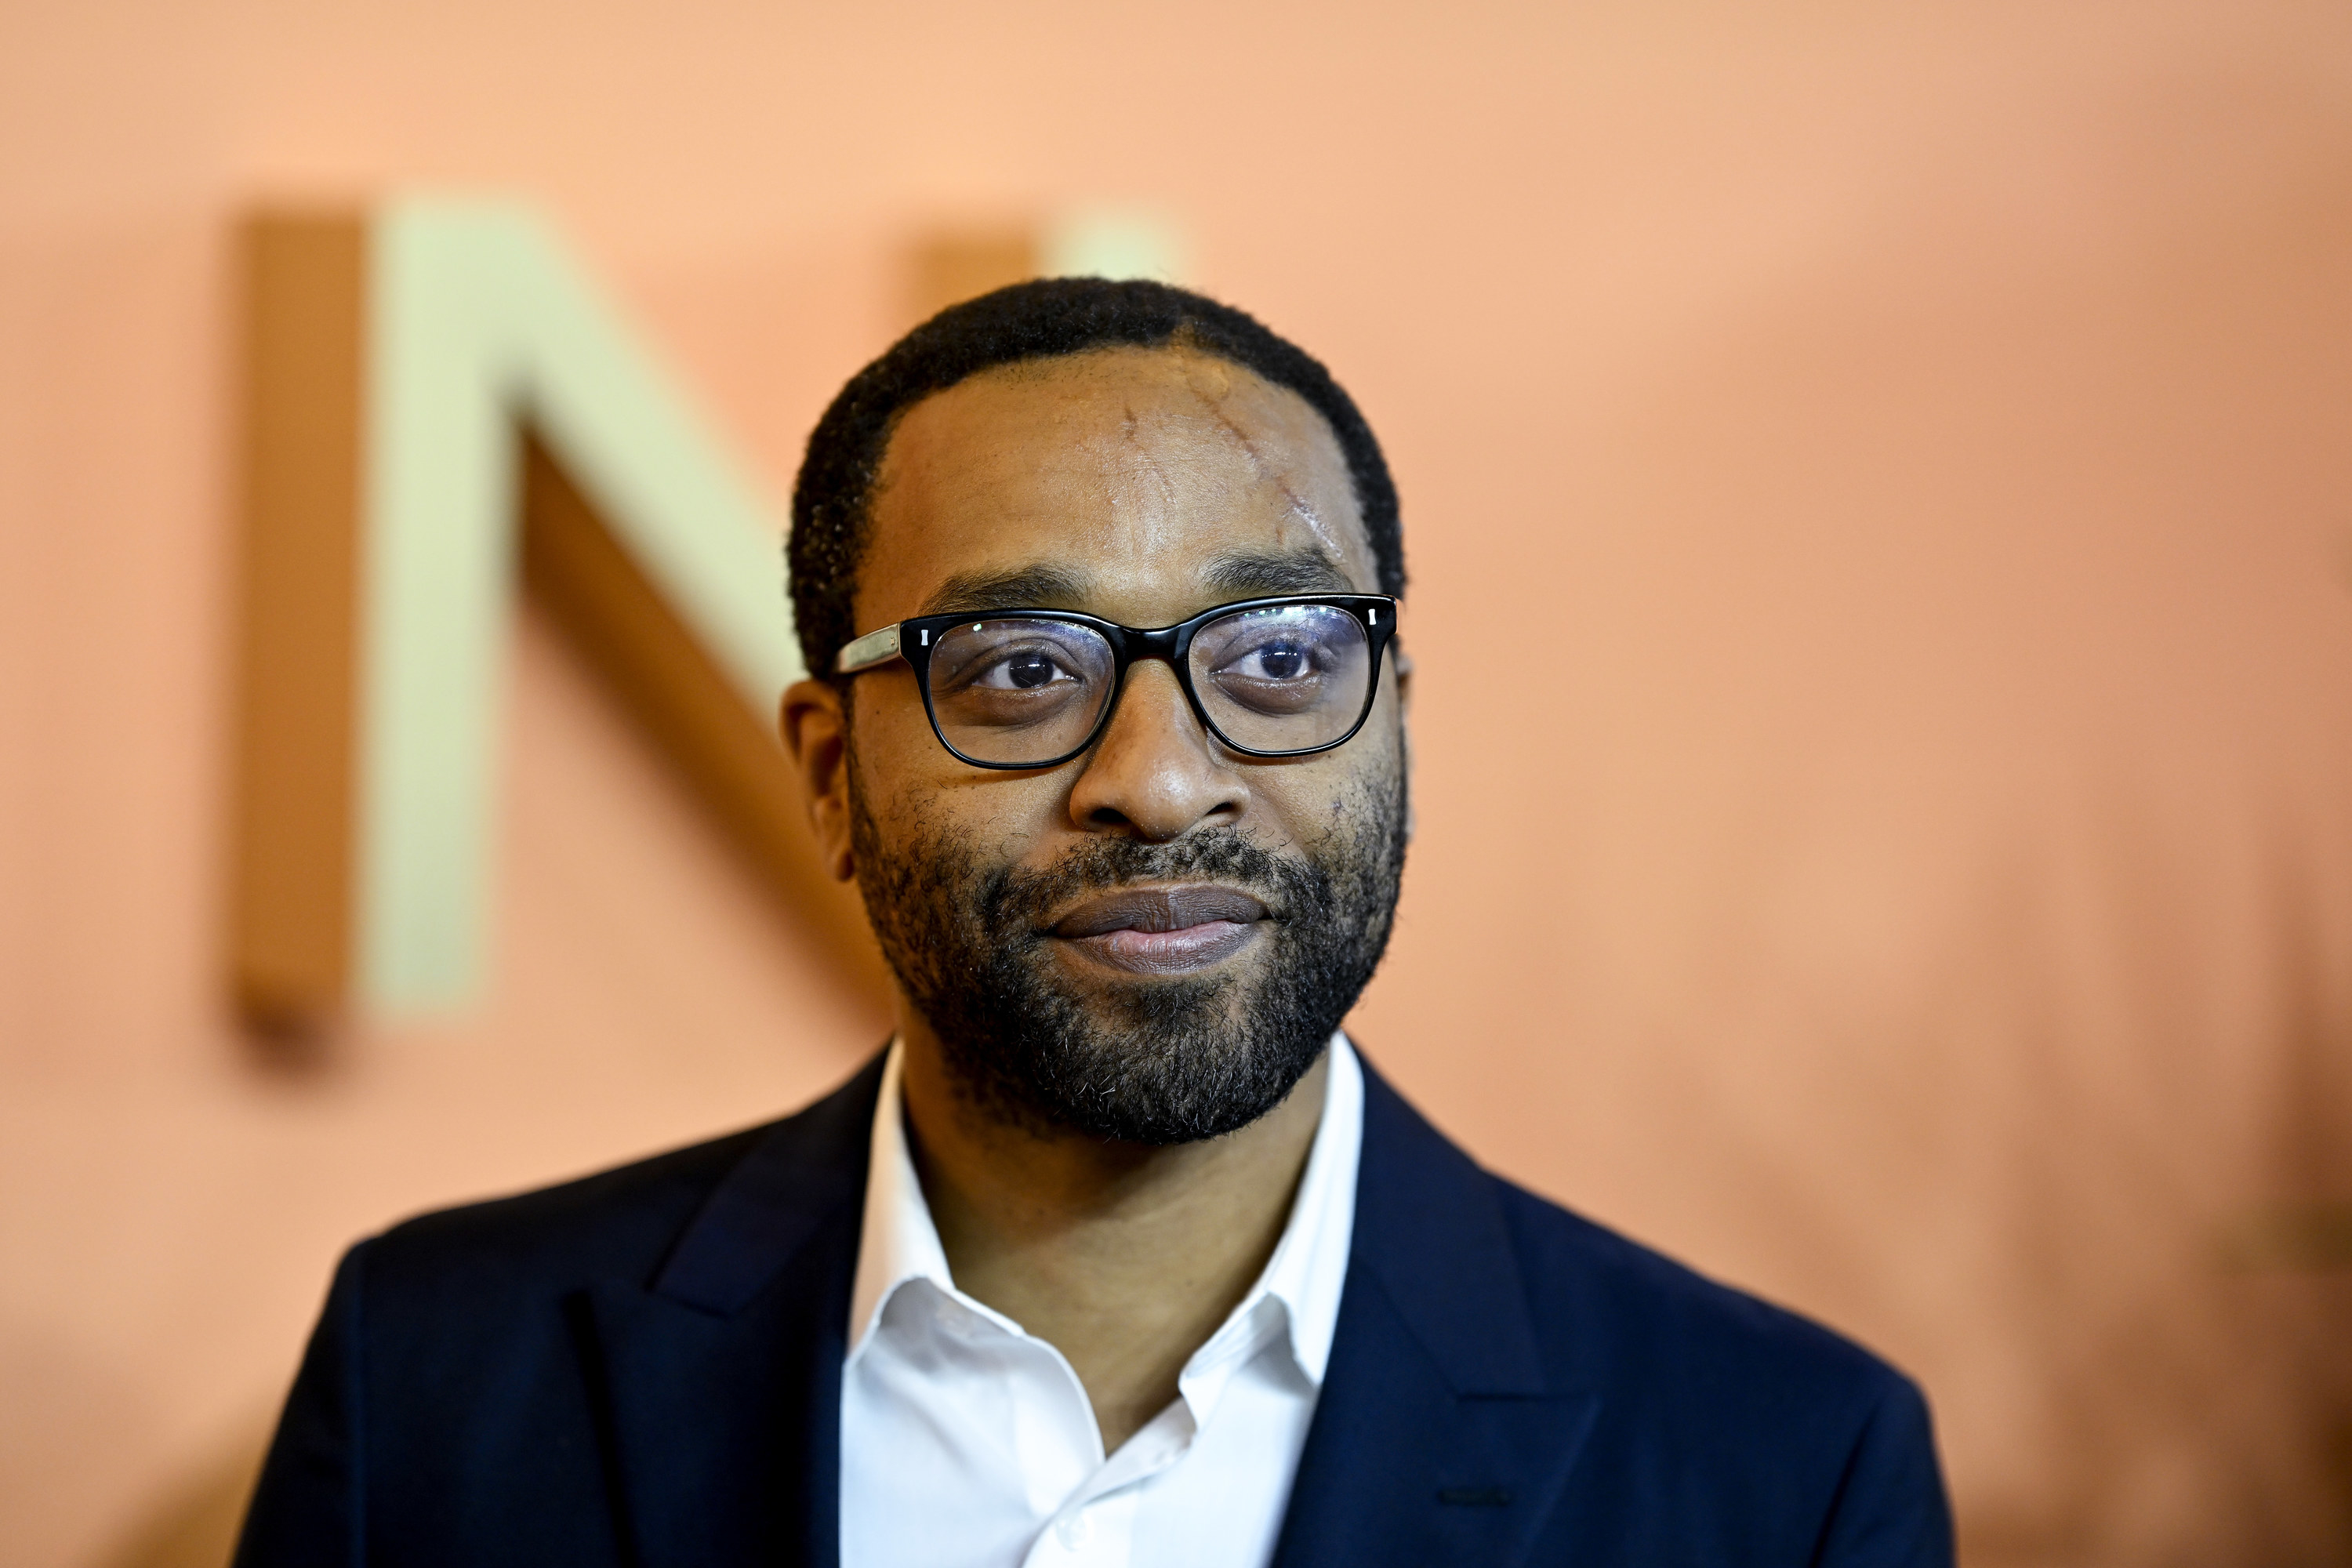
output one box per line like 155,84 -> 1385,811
788,277 -> 1404,683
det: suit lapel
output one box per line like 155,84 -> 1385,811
1272,1062 -> 1600,1568
581,1054 -> 884,1568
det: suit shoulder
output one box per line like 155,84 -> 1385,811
354,1052 -> 886,1309
1489,1174 -> 1916,1420
361,1119 -> 779,1297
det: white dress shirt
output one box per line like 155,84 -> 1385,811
840,1033 -> 1364,1568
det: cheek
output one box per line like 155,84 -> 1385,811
1250,731 -> 1405,851
859,753 -> 1073,870
850,677 -> 938,764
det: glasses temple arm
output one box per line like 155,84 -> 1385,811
835,623 -> 905,675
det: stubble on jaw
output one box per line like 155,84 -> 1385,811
846,761 -> 1408,1146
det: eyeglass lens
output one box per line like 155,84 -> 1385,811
923,604 -> 1374,766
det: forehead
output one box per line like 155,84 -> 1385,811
855,346 -> 1377,626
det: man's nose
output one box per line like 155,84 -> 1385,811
1065,661 -> 1247,841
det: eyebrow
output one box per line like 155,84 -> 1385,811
919,564 -> 1092,617
1201,550 -> 1356,597
913,548 -> 1357,622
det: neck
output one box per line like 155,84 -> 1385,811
895,1016 -> 1330,1453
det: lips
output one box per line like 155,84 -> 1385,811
1051,884 -> 1269,937
1048,884 -> 1271,975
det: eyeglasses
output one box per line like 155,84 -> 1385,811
835,594 -> 1399,770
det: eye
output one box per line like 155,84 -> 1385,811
971,648 -> 1081,690
1232,638 -> 1313,681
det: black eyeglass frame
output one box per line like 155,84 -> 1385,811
834,593 -> 1401,771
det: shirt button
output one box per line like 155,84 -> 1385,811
1054,1512 -> 1092,1549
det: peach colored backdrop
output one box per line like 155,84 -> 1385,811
5,2 -> 2351,1563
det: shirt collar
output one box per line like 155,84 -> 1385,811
844,1040 -> 956,1363
844,1033 -> 1364,1390
1220,1033 -> 1361,1386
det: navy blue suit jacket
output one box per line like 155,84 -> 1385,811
236,1052 -> 1952,1566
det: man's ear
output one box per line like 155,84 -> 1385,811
1393,647 -> 1415,847
782,679 -> 856,883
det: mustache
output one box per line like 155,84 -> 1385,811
982,829 -> 1317,933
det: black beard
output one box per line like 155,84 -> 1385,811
849,771 -> 1407,1145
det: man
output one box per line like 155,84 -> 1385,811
236,280 -> 1953,1566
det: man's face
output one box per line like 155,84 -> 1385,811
839,345 -> 1408,1144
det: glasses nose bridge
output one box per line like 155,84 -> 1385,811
1099,621 -> 1210,740
1116,620 -> 1188,666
